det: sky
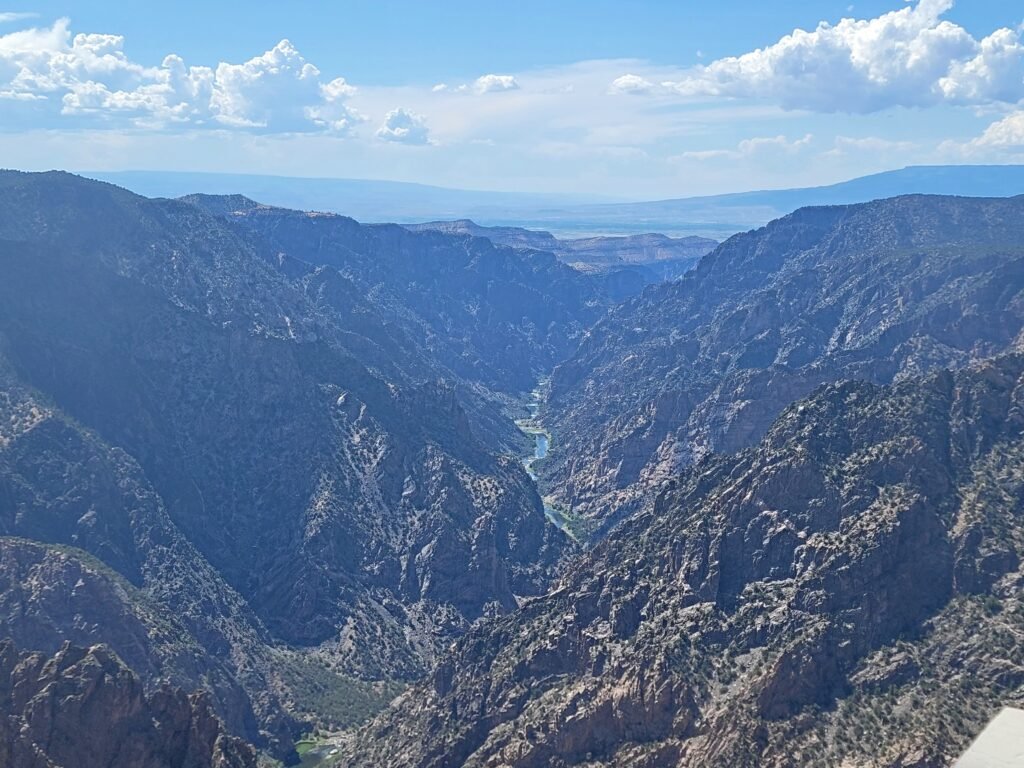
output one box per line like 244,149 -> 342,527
1,0 -> 1023,199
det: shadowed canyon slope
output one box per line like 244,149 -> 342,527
0,171 -> 617,757
543,194 -> 1024,534
187,194 -> 611,394
348,356 -> 1024,768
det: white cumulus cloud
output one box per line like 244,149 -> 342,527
432,74 -> 520,96
209,40 -> 319,129
938,109 -> 1024,158
630,0 -> 1024,113
938,27 -> 1024,104
609,74 -> 655,95
963,111 -> 1024,150
376,107 -> 431,144
473,74 -> 519,94
0,18 -> 362,132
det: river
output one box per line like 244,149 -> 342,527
516,380 -> 571,534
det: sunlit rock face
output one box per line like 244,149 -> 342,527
348,356 -> 1024,768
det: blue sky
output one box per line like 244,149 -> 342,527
2,0 -> 1023,198
18,1 -> 1014,84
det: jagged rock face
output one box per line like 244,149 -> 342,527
0,171 -> 570,754
544,195 -> 1024,533
192,201 -> 610,394
347,356 -> 1024,768
0,539 -> 279,750
0,639 -> 256,768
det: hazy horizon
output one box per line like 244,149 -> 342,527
73,162 -> 1024,203
2,0 -> 1023,197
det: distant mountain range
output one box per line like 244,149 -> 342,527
565,164 -> 1024,234
80,170 -> 613,231
85,165 -> 1024,240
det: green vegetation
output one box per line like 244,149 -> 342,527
275,652 -> 405,731
542,498 -> 593,542
290,733 -> 351,768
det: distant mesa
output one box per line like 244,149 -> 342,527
406,218 -> 719,293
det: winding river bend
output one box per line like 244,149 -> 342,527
516,380 -> 572,534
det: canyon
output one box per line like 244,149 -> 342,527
0,172 -> 1022,766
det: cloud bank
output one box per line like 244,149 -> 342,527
618,0 -> 1024,113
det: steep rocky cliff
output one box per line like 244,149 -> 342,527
347,355 -> 1024,767
0,334 -> 297,753
0,171 -> 580,756
0,639 -> 257,768
189,200 -> 611,394
544,195 -> 1024,534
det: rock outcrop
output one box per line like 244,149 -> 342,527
0,537 -> 288,752
0,639 -> 257,768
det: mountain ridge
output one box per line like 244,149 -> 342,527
83,165 -> 1024,239
542,193 -> 1024,534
